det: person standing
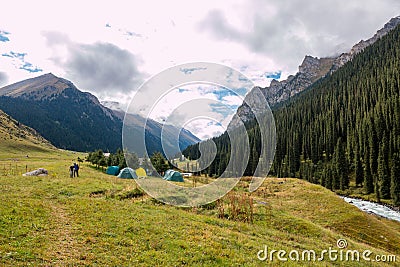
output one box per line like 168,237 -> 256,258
69,165 -> 74,178
73,162 -> 79,177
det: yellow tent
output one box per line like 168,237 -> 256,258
136,167 -> 147,177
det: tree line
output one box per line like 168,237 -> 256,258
86,149 -> 171,175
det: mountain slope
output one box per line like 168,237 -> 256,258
0,73 -> 122,152
0,109 -> 54,153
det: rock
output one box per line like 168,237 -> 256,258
23,168 -> 48,176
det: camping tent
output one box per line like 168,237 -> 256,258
118,167 -> 137,179
163,170 -> 184,182
106,166 -> 120,176
136,167 -> 147,177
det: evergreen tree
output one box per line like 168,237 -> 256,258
150,152 -> 169,174
364,149 -> 374,194
378,145 -> 391,199
354,149 -> 363,187
335,138 -> 349,190
391,153 -> 400,205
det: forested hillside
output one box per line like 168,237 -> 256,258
184,23 -> 400,205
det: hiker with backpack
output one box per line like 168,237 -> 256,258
73,162 -> 79,177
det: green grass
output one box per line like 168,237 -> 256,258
0,147 -> 399,266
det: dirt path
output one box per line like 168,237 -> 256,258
45,201 -> 85,265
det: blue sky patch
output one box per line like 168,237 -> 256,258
178,88 -> 190,93
0,31 -> 10,42
265,71 -> 282,79
20,62 -> 43,73
2,51 -> 42,73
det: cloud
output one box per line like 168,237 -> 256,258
66,42 -> 143,94
180,67 -> 207,75
145,84 -> 243,139
0,72 -> 8,86
43,32 -> 146,97
199,0 -> 400,73
221,94 -> 243,106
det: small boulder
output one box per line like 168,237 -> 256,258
23,168 -> 48,176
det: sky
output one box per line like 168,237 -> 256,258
0,0 -> 399,139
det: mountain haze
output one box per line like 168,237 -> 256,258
103,102 -> 201,158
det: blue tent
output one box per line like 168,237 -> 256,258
106,166 -> 120,176
117,167 -> 137,179
163,170 -> 184,182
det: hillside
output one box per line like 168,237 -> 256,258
184,19 -> 400,205
0,109 -> 54,155
0,145 -> 399,266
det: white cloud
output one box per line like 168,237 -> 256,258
146,84 -> 242,139
222,95 -> 243,106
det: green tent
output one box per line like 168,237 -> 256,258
118,167 -> 137,179
163,170 -> 184,182
106,166 -> 120,176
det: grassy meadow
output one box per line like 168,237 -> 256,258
0,144 -> 399,266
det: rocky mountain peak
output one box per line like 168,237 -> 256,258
332,15 -> 400,71
0,73 -> 75,100
299,55 -> 321,73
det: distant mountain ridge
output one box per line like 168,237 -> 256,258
0,74 -> 200,154
231,15 -> 400,127
102,101 -> 201,157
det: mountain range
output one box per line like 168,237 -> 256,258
0,73 -> 200,155
231,16 -> 400,127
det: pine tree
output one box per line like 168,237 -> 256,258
391,153 -> 400,206
335,138 -> 349,190
354,149 -> 363,187
378,145 -> 391,199
364,149 -> 374,194
150,152 -> 169,174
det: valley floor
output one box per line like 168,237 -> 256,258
0,149 -> 399,266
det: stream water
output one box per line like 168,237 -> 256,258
342,196 -> 400,223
